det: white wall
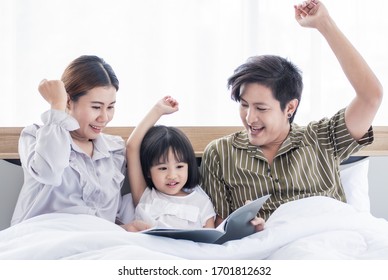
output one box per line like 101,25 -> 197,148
1,0 -> 388,128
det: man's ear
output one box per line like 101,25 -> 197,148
287,99 -> 299,116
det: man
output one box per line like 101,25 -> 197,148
200,0 -> 383,227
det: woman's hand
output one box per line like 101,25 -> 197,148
38,79 -> 68,111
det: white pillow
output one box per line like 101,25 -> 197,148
340,157 -> 370,212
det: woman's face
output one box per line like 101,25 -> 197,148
239,83 -> 293,150
68,86 -> 117,141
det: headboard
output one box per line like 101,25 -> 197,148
1,126 -> 388,159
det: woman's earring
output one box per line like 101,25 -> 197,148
287,113 -> 293,119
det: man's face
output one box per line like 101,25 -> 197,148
239,83 -> 291,149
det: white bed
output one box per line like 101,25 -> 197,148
1,157 -> 388,260
1,196 -> 388,260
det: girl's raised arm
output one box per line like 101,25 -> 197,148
126,96 -> 179,206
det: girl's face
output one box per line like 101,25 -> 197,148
68,86 -> 116,141
239,83 -> 294,150
149,148 -> 188,196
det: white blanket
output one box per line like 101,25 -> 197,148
1,196 -> 388,260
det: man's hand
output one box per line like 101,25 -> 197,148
250,216 -> 265,232
245,200 -> 265,232
294,0 -> 329,29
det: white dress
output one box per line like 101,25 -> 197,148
135,186 -> 215,229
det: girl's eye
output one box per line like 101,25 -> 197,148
158,167 -> 167,171
177,162 -> 188,169
108,106 -> 115,110
92,106 -> 101,110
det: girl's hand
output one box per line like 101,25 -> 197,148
155,95 -> 179,115
121,220 -> 152,232
38,79 -> 68,111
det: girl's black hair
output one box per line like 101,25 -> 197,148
140,125 -> 200,189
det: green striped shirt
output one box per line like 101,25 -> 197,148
200,109 -> 373,221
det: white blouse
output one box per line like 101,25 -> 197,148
135,187 -> 216,229
11,109 -> 128,225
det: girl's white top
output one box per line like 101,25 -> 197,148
135,187 -> 216,229
11,109 -> 130,225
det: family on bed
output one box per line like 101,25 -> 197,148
10,0 -> 383,236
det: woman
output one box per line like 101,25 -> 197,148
11,55 -> 147,231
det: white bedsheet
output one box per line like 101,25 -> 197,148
1,196 -> 388,260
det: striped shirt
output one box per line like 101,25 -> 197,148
200,109 -> 373,221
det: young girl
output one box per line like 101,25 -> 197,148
126,96 -> 216,229
11,55 -> 147,232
